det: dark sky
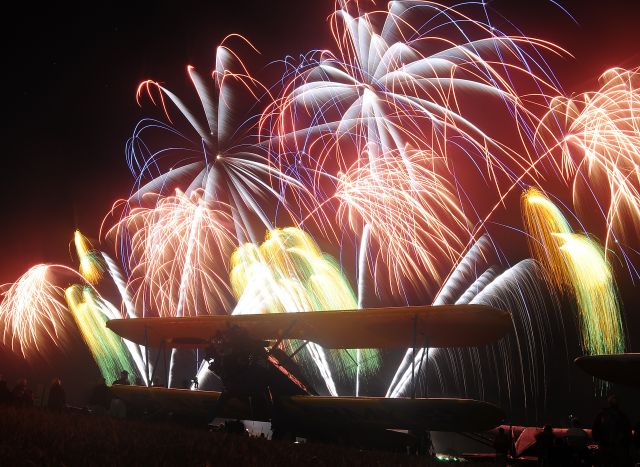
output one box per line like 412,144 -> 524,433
1,0 -> 640,421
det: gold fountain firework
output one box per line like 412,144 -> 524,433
521,188 -> 624,355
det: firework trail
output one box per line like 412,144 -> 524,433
65,285 -> 143,384
537,67 -> 640,252
100,251 -> 138,319
521,188 -> 573,290
73,230 -> 105,285
0,265 -> 79,359
521,187 -> 625,355
107,189 -> 241,318
230,227 -> 380,396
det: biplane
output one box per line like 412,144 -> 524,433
106,304 -> 511,447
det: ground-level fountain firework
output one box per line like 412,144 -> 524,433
1,1 -> 639,426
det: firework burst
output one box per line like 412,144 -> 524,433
521,188 -> 624,355
129,35 -> 309,243
336,144 -> 471,293
537,67 -> 640,250
263,1 -> 563,294
108,189 -> 241,317
0,265 -> 79,358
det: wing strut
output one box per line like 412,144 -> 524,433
267,317 -> 300,354
144,325 -> 150,385
148,338 -> 167,387
411,313 -> 431,399
411,314 -> 417,399
287,340 -> 310,359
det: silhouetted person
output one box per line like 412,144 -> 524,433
113,370 -> 130,385
494,427 -> 512,465
11,379 -> 27,406
22,388 -> 34,407
47,378 -> 66,411
109,397 -> 127,419
593,394 -> 632,466
632,421 -> 640,466
566,417 -> 589,466
535,424 -> 555,466
89,378 -> 111,414
0,377 -> 11,405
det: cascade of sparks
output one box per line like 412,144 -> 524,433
336,145 -> 471,293
65,285 -> 142,384
108,189 -> 241,317
231,227 -> 380,395
0,265 -> 79,359
388,259 -> 562,417
538,67 -> 640,252
521,188 -> 624,355
555,234 -> 625,356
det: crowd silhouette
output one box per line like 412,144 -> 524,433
1,373 -> 639,465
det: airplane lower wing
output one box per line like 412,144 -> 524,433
109,385 -> 504,433
574,353 -> 640,387
279,395 -> 504,433
106,304 -> 511,349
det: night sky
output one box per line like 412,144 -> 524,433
2,1 -> 640,423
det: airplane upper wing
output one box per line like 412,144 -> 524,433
106,304 -> 511,349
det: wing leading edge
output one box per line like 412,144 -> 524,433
106,304 -> 511,349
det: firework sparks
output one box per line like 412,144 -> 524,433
65,285 -> 142,383
129,35 -> 309,243
556,234 -> 625,355
522,188 -> 624,355
231,227 -> 380,395
108,189 -> 241,317
0,265 -> 79,358
74,230 -> 105,285
387,235 -> 495,398
521,187 -> 573,290
336,145 -> 471,293
388,259 -> 561,418
266,1 -> 561,170
538,67 -> 640,251
263,1 -> 563,294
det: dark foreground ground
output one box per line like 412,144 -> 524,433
0,406 -> 493,466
